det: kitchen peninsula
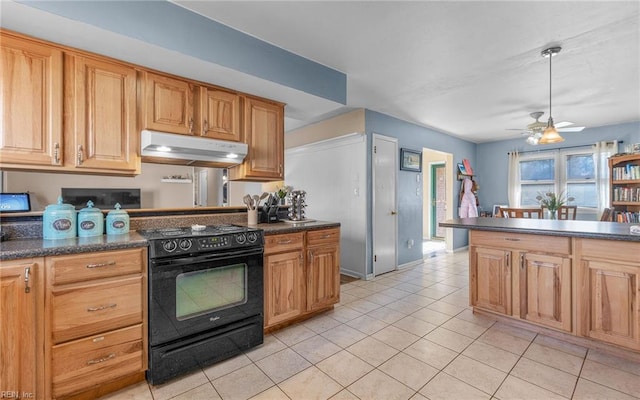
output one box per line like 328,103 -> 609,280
440,218 -> 640,354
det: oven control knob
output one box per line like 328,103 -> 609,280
247,232 -> 258,243
163,240 -> 178,253
235,233 -> 246,244
179,239 -> 192,251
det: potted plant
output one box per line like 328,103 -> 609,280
275,185 -> 291,205
536,191 -> 574,219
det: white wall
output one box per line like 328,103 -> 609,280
285,133 -> 367,279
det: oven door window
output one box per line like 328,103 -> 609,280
176,263 -> 247,320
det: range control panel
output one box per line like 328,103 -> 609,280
148,230 -> 263,258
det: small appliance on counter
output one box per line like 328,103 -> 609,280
261,194 -> 280,223
106,203 -> 130,235
43,196 -> 77,240
77,200 -> 104,237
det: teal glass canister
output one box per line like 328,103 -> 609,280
43,196 -> 77,239
77,200 -> 104,237
106,203 -> 130,235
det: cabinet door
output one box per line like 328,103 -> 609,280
0,35 -> 63,167
142,71 -> 195,135
68,55 -> 139,172
307,244 -> 340,311
199,88 -> 240,141
470,247 -> 512,315
581,259 -> 640,350
229,97 -> 283,181
520,252 -> 572,332
264,250 -> 304,327
0,262 -> 38,396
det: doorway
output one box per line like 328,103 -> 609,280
373,134 -> 398,276
422,149 -> 453,254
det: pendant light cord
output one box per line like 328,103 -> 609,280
549,52 -> 552,119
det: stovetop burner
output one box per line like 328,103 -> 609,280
139,224 -> 263,258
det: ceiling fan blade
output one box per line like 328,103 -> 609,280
557,126 -> 585,132
507,128 -> 527,131
555,121 -> 574,128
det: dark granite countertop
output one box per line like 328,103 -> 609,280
440,218 -> 640,241
0,232 -> 148,261
242,220 -> 340,235
0,220 -> 341,261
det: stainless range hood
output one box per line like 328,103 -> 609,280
141,130 -> 248,165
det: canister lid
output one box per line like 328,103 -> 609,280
44,196 -> 75,212
107,203 -> 129,216
79,200 -> 102,216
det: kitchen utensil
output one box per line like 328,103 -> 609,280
243,194 -> 252,210
252,195 -> 260,209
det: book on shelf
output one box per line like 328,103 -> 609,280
462,159 -> 474,175
613,187 -> 640,202
613,164 -> 640,180
614,211 -> 640,223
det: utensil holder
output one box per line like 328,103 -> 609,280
247,209 -> 258,226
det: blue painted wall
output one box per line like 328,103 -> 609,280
476,121 -> 640,212
364,111 -> 477,270
17,0 -> 346,104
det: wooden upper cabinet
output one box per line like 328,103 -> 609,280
198,88 -> 241,141
0,34 -> 63,167
142,71 -> 195,135
66,54 -> 139,173
229,96 -> 284,181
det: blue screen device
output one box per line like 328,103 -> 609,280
0,193 -> 31,212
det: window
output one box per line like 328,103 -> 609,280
518,148 -> 596,208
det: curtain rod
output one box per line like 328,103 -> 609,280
507,140 -> 622,155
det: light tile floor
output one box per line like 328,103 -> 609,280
99,250 -> 640,400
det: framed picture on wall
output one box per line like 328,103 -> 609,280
400,148 -> 422,172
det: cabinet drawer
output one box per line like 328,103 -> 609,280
51,276 -> 142,343
470,230 -> 570,255
49,248 -> 144,285
52,324 -> 144,398
264,232 -> 304,255
307,228 -> 340,247
578,239 -> 640,264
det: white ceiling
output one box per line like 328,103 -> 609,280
173,0 -> 640,143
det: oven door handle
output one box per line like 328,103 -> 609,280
152,247 -> 264,267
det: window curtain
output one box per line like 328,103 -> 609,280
592,140 -> 617,217
507,151 -> 521,207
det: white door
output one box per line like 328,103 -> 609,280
373,134 -> 398,276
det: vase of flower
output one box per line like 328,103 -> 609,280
536,191 -> 574,220
548,209 -> 558,220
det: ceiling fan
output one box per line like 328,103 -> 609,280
509,111 -> 585,145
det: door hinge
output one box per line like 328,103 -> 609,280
374,254 -> 377,262
374,146 -> 377,154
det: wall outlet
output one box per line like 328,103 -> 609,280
407,239 -> 414,248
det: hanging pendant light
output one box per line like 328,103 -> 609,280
539,47 -> 564,144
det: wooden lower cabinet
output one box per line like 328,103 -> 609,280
519,252 -> 572,332
264,250 -> 305,327
45,248 -> 147,399
307,229 -> 340,312
470,246 -> 512,315
0,258 -> 44,399
264,228 -> 341,330
577,239 -> 640,350
470,231 -> 572,332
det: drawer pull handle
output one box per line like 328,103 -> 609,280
86,261 -> 116,269
92,336 -> 105,343
321,234 -> 332,239
504,238 -> 521,242
277,239 -> 293,244
87,353 -> 115,365
24,266 -> 31,294
87,303 -> 117,312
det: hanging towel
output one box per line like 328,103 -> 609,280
459,178 -> 478,218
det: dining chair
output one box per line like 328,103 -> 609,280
496,207 -> 543,219
542,205 -> 578,220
